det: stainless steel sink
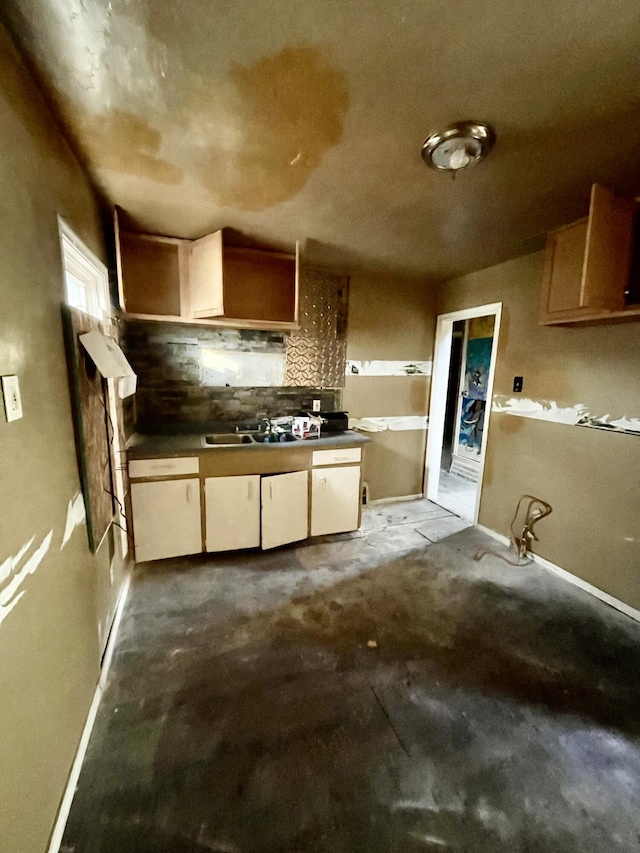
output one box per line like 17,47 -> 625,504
202,433 -> 256,446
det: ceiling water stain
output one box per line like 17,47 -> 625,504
75,109 -> 183,184
192,45 -> 349,210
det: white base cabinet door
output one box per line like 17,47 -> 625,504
261,470 -> 308,550
205,475 -> 261,552
131,478 -> 202,563
311,466 -> 361,536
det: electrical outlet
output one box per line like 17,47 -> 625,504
312,399 -> 321,412
1,375 -> 23,422
513,376 -> 523,393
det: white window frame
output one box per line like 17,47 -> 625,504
58,217 -> 111,324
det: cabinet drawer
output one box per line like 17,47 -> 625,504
312,447 -> 361,467
129,456 -> 200,479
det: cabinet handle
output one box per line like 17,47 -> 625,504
186,483 -> 193,502
248,481 -> 252,501
335,455 -> 349,462
269,482 -> 273,501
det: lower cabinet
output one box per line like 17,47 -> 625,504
311,465 -> 361,536
261,470 -> 309,550
130,478 -> 202,562
129,447 -> 364,561
205,475 -> 260,552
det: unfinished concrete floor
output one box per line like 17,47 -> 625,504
61,499 -> 640,853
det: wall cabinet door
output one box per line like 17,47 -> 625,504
190,230 -> 224,319
261,470 -> 308,550
205,475 -> 260,552
540,184 -> 635,324
130,478 -> 202,563
542,219 -> 590,316
311,466 -> 361,537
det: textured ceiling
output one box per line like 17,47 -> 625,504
3,0 -> 640,280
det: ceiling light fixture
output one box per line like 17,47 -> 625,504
421,121 -> 495,176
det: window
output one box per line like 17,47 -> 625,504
59,218 -> 111,323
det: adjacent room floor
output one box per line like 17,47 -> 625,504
435,470 -> 478,521
61,499 -> 640,853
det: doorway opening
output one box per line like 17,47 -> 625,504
425,303 -> 502,523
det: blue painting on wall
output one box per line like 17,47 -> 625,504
458,397 -> 486,455
457,334 -> 493,457
463,336 -> 493,401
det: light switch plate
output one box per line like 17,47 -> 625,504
312,399 -> 321,412
2,375 -> 23,422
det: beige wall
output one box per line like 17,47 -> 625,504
438,251 -> 640,610
0,25 -> 127,853
343,272 -> 436,500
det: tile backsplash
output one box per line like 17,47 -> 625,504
122,266 -> 348,434
123,321 -> 340,432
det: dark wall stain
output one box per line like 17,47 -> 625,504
495,413 -> 523,435
0,34 -> 66,160
194,45 -> 348,210
66,45 -> 347,212
76,109 -> 183,184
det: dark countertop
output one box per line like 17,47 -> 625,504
127,430 -> 370,459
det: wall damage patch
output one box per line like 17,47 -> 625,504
0,531 -> 53,627
492,395 -> 640,436
579,415 -> 640,435
350,415 -> 429,432
492,396 -> 587,424
61,493 -> 87,549
346,360 -> 432,377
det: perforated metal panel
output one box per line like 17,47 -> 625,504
285,267 -> 349,387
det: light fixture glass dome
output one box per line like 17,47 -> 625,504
422,122 -> 495,173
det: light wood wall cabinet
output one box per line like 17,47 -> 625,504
539,184 -> 638,325
115,209 -> 299,331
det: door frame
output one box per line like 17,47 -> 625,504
425,302 -> 502,524
451,319 -> 470,461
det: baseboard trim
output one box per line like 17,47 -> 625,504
368,493 -> 424,506
476,524 -> 510,548
476,524 -> 640,624
46,570 -> 131,853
